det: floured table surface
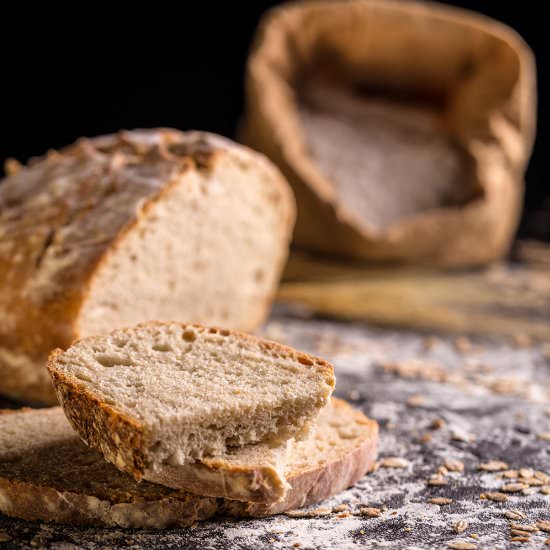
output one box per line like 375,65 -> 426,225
1,313 -> 550,549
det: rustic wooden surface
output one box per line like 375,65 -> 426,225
1,307 -> 550,549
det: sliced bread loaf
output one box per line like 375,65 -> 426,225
0,399 -> 377,528
0,129 -> 295,404
48,322 -> 335,482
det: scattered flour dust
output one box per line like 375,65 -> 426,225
222,517 -> 369,549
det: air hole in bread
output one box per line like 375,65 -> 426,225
152,343 -> 173,352
95,354 -> 134,368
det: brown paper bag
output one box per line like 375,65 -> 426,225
241,0 -> 536,267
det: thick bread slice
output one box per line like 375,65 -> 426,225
48,322 -> 335,483
0,128 -> 295,404
0,399 -> 377,528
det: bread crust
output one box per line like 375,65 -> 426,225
48,322 -> 335,484
0,477 -> 217,529
0,129 -> 295,404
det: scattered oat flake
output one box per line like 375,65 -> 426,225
502,483 -> 529,493
285,507 -> 331,517
430,418 -> 445,430
454,520 -> 468,533
407,395 -> 427,407
360,507 -> 382,518
481,492 -> 508,502
505,510 -> 527,520
522,487 -> 537,496
542,485 -> 550,494
444,459 -> 464,473
428,497 -> 453,505
420,433 -> 433,443
427,476 -> 448,486
519,468 -> 534,478
538,520 -> 550,532
478,460 -> 508,471
293,544 -> 301,548
336,512 -> 351,518
469,534 -> 479,539
438,466 -> 449,476
447,542 -> 476,550
545,538 -> 550,546
380,457 -> 409,468
510,529 -> 532,537
510,536 -> 530,542
538,432 -> 550,441
503,470 -> 519,479
455,336 -> 473,353
535,471 -> 550,482
0,533 -> 12,542
510,524 -> 539,532
451,430 -> 475,443
332,504 -> 349,512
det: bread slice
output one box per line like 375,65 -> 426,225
48,322 -> 335,485
0,129 -> 295,404
0,399 -> 377,528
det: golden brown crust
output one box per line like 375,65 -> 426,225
48,321 -> 335,483
0,129 -> 295,404
48,350 -> 147,480
241,0 -> 536,267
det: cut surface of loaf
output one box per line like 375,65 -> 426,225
0,129 -> 295,404
0,399 -> 377,528
48,322 -> 335,481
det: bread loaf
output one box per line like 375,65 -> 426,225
0,129 -> 295,404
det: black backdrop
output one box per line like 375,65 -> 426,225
1,2 -> 547,240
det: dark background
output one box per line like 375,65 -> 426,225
1,2 -> 547,240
